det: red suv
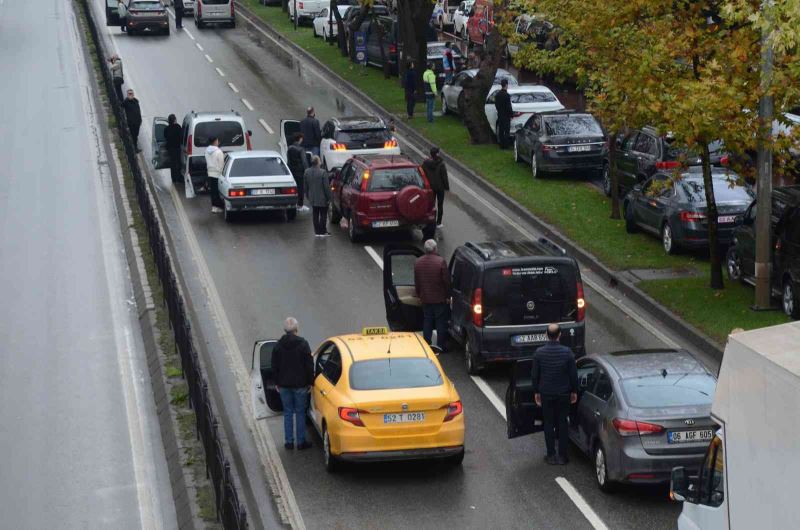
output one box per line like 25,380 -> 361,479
329,155 -> 437,242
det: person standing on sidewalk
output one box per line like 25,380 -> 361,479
495,78 -> 513,149
304,156 -> 332,236
423,62 -> 438,123
174,0 -> 184,29
164,114 -> 182,183
532,323 -> 578,465
421,146 -> 449,228
414,239 -> 451,350
204,137 -> 225,214
404,62 -> 417,119
272,317 -> 314,451
108,55 -> 124,101
300,107 -> 322,157
122,88 -> 142,152
287,133 -> 310,212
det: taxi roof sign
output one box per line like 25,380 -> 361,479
362,326 -> 389,336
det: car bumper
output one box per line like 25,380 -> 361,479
540,151 -> 605,172
609,442 -> 705,484
339,446 -> 464,463
128,18 -> 170,30
334,417 -> 465,459
675,224 -> 737,247
474,323 -> 586,362
224,196 -> 297,211
353,214 -> 437,232
324,146 -> 401,169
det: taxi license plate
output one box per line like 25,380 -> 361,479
383,412 -> 425,424
568,145 -> 592,153
513,333 -> 547,345
251,188 -> 276,196
373,220 -> 400,228
668,429 -> 714,444
718,215 -> 736,224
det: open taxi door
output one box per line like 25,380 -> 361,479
251,339 -> 282,418
278,119 -> 301,161
383,244 -> 425,331
506,359 -> 544,438
151,117 -> 170,171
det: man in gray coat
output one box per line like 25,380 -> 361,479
303,156 -> 332,236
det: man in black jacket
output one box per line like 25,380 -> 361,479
122,88 -> 142,152
421,146 -> 449,227
164,114 -> 182,183
494,79 -> 513,149
272,317 -> 314,450
287,133 -> 309,212
532,323 -> 578,465
174,0 -> 184,29
299,107 -> 322,156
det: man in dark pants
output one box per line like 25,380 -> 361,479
421,146 -> 449,228
532,323 -> 578,465
404,62 -> 417,119
164,114 -> 182,183
122,88 -> 142,152
414,239 -> 451,350
299,107 -> 322,157
174,0 -> 184,29
108,55 -> 124,101
272,317 -> 314,451
286,133 -> 309,212
494,78 -> 513,149
303,156 -> 331,236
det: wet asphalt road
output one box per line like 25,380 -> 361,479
88,3 -> 692,528
0,1 -> 175,528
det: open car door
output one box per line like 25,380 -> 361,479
151,117 -> 170,170
251,339 -> 281,418
505,358 -> 544,438
278,119 -> 301,161
105,0 -> 121,26
383,244 -> 425,331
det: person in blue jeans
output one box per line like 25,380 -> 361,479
422,62 -> 438,123
272,317 -> 315,450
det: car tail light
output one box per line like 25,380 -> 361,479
576,281 -> 585,322
443,401 -> 463,422
230,0 -> 235,17
228,189 -> 246,197
388,43 -> 397,54
472,288 -> 483,327
187,135 -> 193,156
298,1 -> 304,9
613,418 -> 664,437
360,170 -> 370,192
332,143 -> 347,151
680,210 -> 707,223
719,154 -> 730,166
281,187 -> 297,195
656,160 -> 681,170
384,139 -> 398,149
541,144 -> 556,151
196,2 -> 201,16
339,407 -> 365,427
246,131 -> 252,151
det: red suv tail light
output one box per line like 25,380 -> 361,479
680,210 -> 707,223
360,170 -> 370,192
332,143 -> 347,151
384,139 -> 398,149
443,401 -> 463,422
187,135 -> 193,156
472,288 -> 483,327
339,407 -> 365,427
576,281 -> 586,322
231,1 -> 235,17
613,418 -> 664,437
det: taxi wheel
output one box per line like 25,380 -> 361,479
323,425 -> 339,473
465,341 -> 482,375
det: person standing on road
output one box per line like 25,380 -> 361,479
495,78 -> 513,149
304,156 -> 332,236
421,146 -> 449,228
108,55 -> 124,101
423,62 -> 438,123
287,133 -> 310,212
404,62 -> 417,119
118,1 -> 128,32
164,114 -> 183,183
300,107 -> 322,157
204,137 -> 225,214
532,323 -> 578,466
122,89 -> 142,152
272,317 -> 314,451
414,239 -> 451,350
174,0 -> 184,29
443,42 -> 455,85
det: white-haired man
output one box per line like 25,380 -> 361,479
414,239 -> 451,349
272,317 -> 314,450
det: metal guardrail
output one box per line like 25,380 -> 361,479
78,2 -> 248,527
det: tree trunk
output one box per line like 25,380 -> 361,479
609,133 -> 620,219
396,0 -> 436,97
461,24 -> 506,143
701,142 -> 724,289
281,0 -> 288,13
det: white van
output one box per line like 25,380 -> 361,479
194,0 -> 235,28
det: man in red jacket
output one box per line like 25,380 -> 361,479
414,239 -> 451,350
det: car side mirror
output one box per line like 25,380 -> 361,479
670,467 -> 688,502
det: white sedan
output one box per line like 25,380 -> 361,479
218,151 -> 299,222
484,85 -> 564,138
313,5 -> 352,40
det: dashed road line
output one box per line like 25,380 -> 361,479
470,375 -> 506,420
195,42 -> 204,51
215,67 -> 225,77
204,54 -> 213,63
556,478 -> 610,530
241,98 -> 254,111
364,245 -> 383,268
227,82 -> 239,93
183,27 -> 195,40
258,119 -> 274,135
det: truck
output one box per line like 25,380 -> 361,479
670,321 -> 800,530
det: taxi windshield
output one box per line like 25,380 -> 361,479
349,358 -> 443,390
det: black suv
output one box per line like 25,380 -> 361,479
382,239 -> 586,375
727,185 -> 800,318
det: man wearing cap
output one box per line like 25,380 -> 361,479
494,78 -> 513,149
300,107 -> 322,157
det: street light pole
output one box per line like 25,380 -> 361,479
754,1 -> 774,309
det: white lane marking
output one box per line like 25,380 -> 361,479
204,54 -> 213,63
470,376 -> 506,420
258,119 -> 274,135
364,245 -> 383,268
237,9 -> 681,352
227,82 -> 239,93
556,477 -> 611,530
215,67 -> 225,77
183,27 -> 195,40
241,98 -> 254,111
195,42 -> 204,51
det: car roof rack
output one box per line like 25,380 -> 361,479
537,237 -> 567,256
464,242 -> 492,260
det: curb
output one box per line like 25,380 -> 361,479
236,2 -> 724,361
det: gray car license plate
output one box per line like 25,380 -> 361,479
251,188 -> 276,196
668,429 -> 714,444
513,333 -> 547,345
568,145 -> 591,152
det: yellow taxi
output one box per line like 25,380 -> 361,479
307,327 -> 464,472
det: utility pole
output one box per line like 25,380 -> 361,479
754,1 -> 774,309
293,0 -> 298,30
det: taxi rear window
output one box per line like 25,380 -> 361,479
349,358 -> 443,390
